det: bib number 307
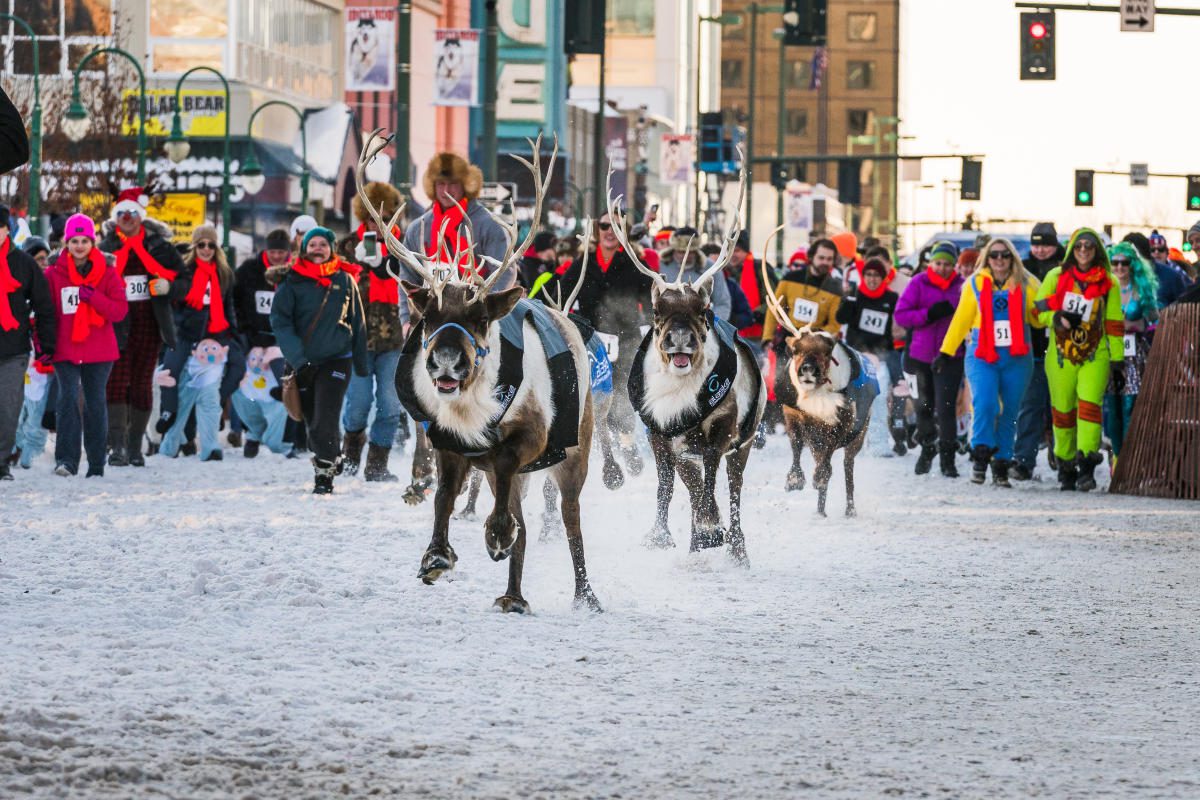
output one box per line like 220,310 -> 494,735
124,276 -> 150,302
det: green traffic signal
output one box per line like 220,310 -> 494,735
1190,195 -> 1200,209
1078,191 -> 1090,203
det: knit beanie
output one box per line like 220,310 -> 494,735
531,231 -> 556,252
861,257 -> 889,277
1188,220 -> 1200,239
302,226 -> 336,253
1148,230 -> 1168,249
22,236 -> 49,258
1030,222 -> 1058,246
831,231 -> 858,260
265,228 -> 291,251
192,224 -> 219,245
928,240 -> 958,263
63,213 -> 96,242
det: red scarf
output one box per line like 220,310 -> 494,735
355,225 -> 399,304
926,268 -> 955,291
0,237 -> 20,332
67,249 -> 109,342
975,274 -> 1028,363
1046,265 -> 1112,311
292,258 -> 341,287
596,246 -> 620,273
739,254 -> 763,337
857,266 -> 896,299
427,201 -> 470,271
114,226 -> 177,281
185,259 -> 229,333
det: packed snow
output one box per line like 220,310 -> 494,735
2,437 -> 1198,798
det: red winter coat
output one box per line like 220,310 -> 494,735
45,249 -> 128,364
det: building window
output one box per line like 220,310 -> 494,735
1,0 -> 111,76
149,0 -> 228,74
235,0 -> 338,101
784,60 -> 812,90
609,0 -> 654,36
847,13 -> 878,42
786,109 -> 808,137
847,61 -> 874,90
847,109 -> 871,136
721,58 -> 744,89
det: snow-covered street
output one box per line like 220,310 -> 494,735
2,438 -> 1198,798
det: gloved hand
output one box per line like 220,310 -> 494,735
269,386 -> 283,402
149,278 -> 171,297
78,285 -> 95,302
932,353 -> 951,374
354,240 -> 384,267
1110,362 -> 1126,394
35,353 -> 54,370
926,300 -> 955,322
1054,310 -> 1082,331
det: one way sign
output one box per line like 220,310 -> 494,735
1120,0 -> 1155,32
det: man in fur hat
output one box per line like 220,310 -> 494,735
397,150 -> 509,327
657,226 -> 731,321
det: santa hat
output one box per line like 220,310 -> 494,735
112,186 -> 150,220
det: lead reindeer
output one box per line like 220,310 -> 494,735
609,169 -> 765,565
356,129 -> 600,613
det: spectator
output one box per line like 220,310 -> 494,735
658,226 -> 731,321
1103,242 -> 1158,463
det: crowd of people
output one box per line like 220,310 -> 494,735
2,146 -> 1199,496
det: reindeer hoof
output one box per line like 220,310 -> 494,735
690,526 -> 725,551
729,547 -> 750,569
485,512 -> 519,561
453,507 -> 477,521
602,460 -> 625,490
624,449 -> 644,477
494,595 -> 530,614
786,470 -> 806,492
418,546 -> 457,584
403,481 -> 431,505
644,525 -> 675,549
574,586 -> 603,612
845,505 -> 857,518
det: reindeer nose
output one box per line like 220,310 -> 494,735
429,345 -> 468,375
666,326 -> 696,351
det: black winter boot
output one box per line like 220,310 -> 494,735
1010,462 -> 1033,481
107,404 -> 129,467
313,458 -> 337,495
969,444 -> 991,485
1058,459 -> 1078,491
991,458 -> 1012,488
1075,452 -> 1103,492
364,443 -> 399,482
342,430 -> 367,476
128,407 -> 151,466
939,443 -> 959,478
243,439 -> 260,459
914,444 -> 936,475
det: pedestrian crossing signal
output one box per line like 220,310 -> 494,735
1187,175 -> 1200,211
1074,170 -> 1094,207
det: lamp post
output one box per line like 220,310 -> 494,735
165,67 -> 231,253
240,100 -> 309,213
65,46 -> 148,185
2,14 -> 43,235
695,12 -> 742,229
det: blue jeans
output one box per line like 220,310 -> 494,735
54,361 -> 113,473
1103,393 -> 1136,457
342,349 -> 402,447
16,390 -> 51,468
964,341 -> 1034,461
231,391 -> 289,454
1013,358 -> 1051,470
160,369 -> 222,459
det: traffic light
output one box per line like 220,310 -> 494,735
1187,175 -> 1200,211
770,161 -> 791,190
565,0 -> 606,55
837,158 -> 862,206
783,0 -> 827,47
960,158 -> 982,200
1074,169 -> 1094,207
1019,11 -> 1055,81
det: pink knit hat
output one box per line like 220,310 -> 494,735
64,213 -> 96,242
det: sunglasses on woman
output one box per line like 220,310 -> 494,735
597,222 -> 613,231
1150,246 -> 1168,254
195,241 -> 216,251
1074,240 -> 1095,251
987,250 -> 1011,260
1110,259 -> 1131,267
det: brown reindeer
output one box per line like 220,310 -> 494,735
356,129 -> 600,613
608,168 -> 765,564
761,228 -> 879,517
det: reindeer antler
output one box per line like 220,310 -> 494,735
605,166 -> 667,292
693,146 -> 749,291
760,223 -> 802,337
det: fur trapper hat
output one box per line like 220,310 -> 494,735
353,181 -> 403,224
422,152 -> 483,203
669,226 -> 703,255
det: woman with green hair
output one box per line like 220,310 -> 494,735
1102,241 -> 1159,464
1034,228 -> 1124,491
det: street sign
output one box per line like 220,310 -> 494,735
478,182 -> 517,204
1130,163 -> 1149,186
1120,0 -> 1155,32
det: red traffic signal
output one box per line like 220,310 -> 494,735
1029,21 -> 1047,39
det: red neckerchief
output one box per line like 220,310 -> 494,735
114,226 -> 177,280
857,266 -> 895,299
292,257 -> 340,287
1048,264 -> 1112,311
738,253 -> 764,337
0,237 -> 20,331
354,225 -> 400,304
926,267 -> 955,291
428,200 -> 470,273
596,246 -> 621,273
67,249 -> 109,342
185,259 -> 229,333
975,272 -> 1028,363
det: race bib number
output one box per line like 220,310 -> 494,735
903,371 -> 919,400
124,275 -> 150,302
993,319 -> 1012,346
431,265 -> 454,282
858,308 -> 888,336
1062,292 -> 1093,319
596,331 -> 619,361
255,290 -> 274,314
61,286 -> 79,315
1124,333 -> 1137,357
792,298 -> 819,324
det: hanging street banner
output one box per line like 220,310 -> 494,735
346,7 -> 397,91
121,89 -> 227,138
660,134 -> 694,185
433,28 -> 481,106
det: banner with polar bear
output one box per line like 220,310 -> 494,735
346,7 -> 397,92
433,28 -> 481,107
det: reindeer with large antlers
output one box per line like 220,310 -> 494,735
614,166 -> 765,565
355,129 -> 601,613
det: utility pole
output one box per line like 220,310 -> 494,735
775,28 -> 786,267
391,1 -> 412,197
482,0 -> 498,180
592,35 -> 607,216
746,3 -> 758,242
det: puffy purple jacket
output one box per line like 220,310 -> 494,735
894,271 -> 965,363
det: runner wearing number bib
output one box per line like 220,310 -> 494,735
1102,242 -> 1160,463
939,239 -> 1042,486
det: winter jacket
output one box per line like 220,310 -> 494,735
0,244 -> 56,360
1036,266 -> 1124,365
270,264 -> 369,377
0,86 -> 29,174
45,250 -> 128,364
172,257 -> 238,344
835,288 -> 899,355
724,275 -> 754,330
336,234 -> 405,353
556,247 -> 654,347
658,252 -> 731,322
731,257 -> 773,339
97,218 -> 185,350
518,253 -> 557,295
235,252 -> 281,348
1152,261 -> 1187,307
761,267 -> 843,341
1023,247 -> 1063,358
894,270 -> 965,364
939,270 -> 1044,357
397,199 -> 511,325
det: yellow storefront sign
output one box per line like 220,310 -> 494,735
121,89 -> 227,138
77,192 -> 208,244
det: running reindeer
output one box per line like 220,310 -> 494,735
356,129 -> 601,613
609,168 -> 765,565
760,226 -> 879,517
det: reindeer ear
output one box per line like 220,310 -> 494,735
485,286 -> 524,321
401,280 -> 429,309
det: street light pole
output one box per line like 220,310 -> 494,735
1,14 -> 43,236
66,47 -> 148,185
166,67 -> 232,253
775,28 -> 786,267
747,2 -> 758,241
482,0 -> 498,180
391,0 -> 411,196
695,12 -> 743,231
243,100 -> 310,212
